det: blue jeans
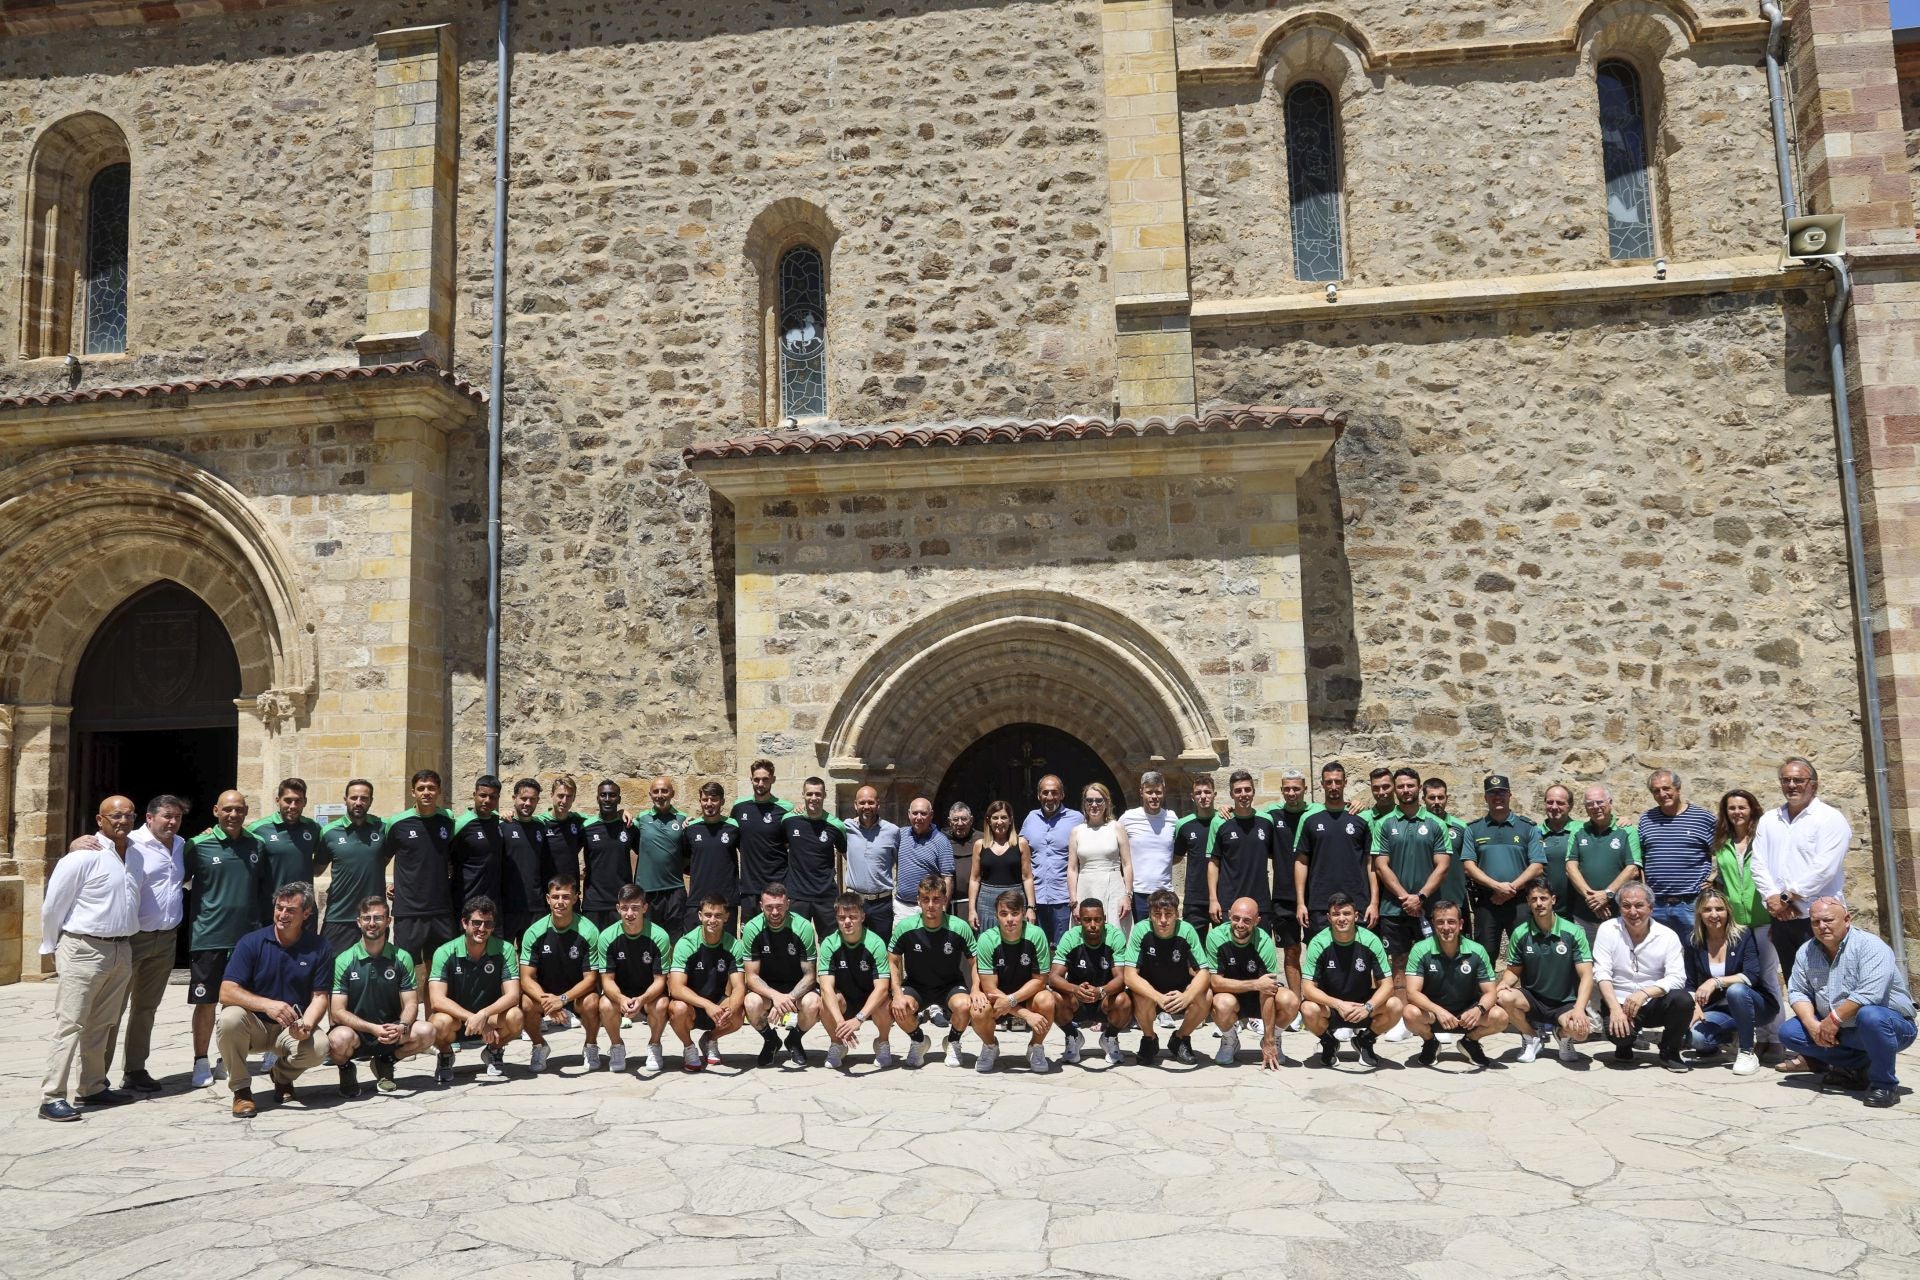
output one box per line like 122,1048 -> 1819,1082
1651,902 -> 1694,938
1131,892 -> 1154,926
1035,902 -> 1074,946
1688,983 -> 1777,1053
1779,1004 -> 1918,1091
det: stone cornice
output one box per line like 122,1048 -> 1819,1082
0,0 -> 322,39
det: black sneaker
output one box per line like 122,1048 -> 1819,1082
75,1088 -> 136,1108
787,1044 -> 808,1069
337,1063 -> 361,1098
122,1069 -> 163,1094
1353,1035 -> 1380,1069
1659,1054 -> 1690,1074
1418,1037 -> 1441,1066
757,1031 -> 780,1068
1612,1043 -> 1635,1064
1822,1068 -> 1868,1094
1171,1035 -> 1197,1065
373,1054 -> 398,1093
434,1052 -> 455,1086
1462,1039 -> 1491,1067
1318,1035 -> 1339,1068
1136,1035 -> 1160,1066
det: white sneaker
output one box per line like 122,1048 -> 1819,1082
482,1048 -> 506,1079
874,1041 -> 894,1069
1518,1035 -> 1543,1064
944,1040 -> 963,1068
608,1044 -> 627,1073
644,1044 -> 665,1073
260,1052 -> 279,1074
826,1044 -> 846,1069
1216,1027 -> 1241,1065
529,1044 -> 551,1072
191,1057 -> 213,1089
1027,1044 -> 1049,1074
704,1035 -> 723,1066
1288,1013 -> 1304,1033
1062,1027 -> 1084,1064
1156,1011 -> 1176,1031
976,1044 -> 999,1073
906,1038 -> 927,1069
584,1043 -> 602,1071
1101,1032 -> 1122,1064
1732,1050 -> 1760,1076
1382,1019 -> 1411,1044
683,1045 -> 703,1072
1244,1018 -> 1265,1038
1558,1034 -> 1579,1063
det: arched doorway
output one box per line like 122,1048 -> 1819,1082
935,723 -> 1126,823
69,582 -> 240,843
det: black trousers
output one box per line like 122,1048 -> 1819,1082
1470,894 -> 1523,966
1770,916 -> 1815,983
861,898 -> 894,940
1614,988 -> 1694,1057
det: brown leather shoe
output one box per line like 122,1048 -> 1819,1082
273,1081 -> 296,1104
231,1094 -> 256,1118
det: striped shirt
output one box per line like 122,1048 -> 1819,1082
1635,804 -> 1717,898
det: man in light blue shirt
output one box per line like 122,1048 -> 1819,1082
1020,775 -> 1084,945
843,785 -> 901,939
1781,896 -> 1915,1108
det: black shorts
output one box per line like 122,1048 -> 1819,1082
1228,991 -> 1267,1022
350,1031 -> 400,1061
322,920 -> 363,955
187,949 -> 230,1005
1377,915 -> 1426,956
1069,998 -> 1108,1027
646,887 -> 690,937
900,982 -> 968,1012
1523,991 -> 1579,1029
582,908 -> 618,931
790,898 -> 838,941
1270,912 -> 1301,949
394,915 -> 458,966
826,978 -> 876,1017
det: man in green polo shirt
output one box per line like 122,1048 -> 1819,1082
315,779 -> 386,955
250,778 -> 323,899
1403,898 -> 1506,1066
1462,775 -> 1544,967
1370,768 -> 1452,1043
1536,784 -> 1578,918
186,790 -> 270,1088
427,897 -> 523,1084
1421,778 -> 1473,933
1566,785 -> 1644,943
325,895 -> 432,1095
634,777 -> 690,938
1495,880 -> 1595,1064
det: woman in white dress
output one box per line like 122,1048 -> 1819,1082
1067,782 -> 1133,926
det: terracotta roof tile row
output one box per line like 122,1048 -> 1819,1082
0,359 -> 486,412
684,405 -> 1342,461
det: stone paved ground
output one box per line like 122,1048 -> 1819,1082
0,982 -> 1915,1279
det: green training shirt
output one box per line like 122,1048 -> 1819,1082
1303,927 -> 1389,1004
1568,820 -> 1643,922
741,913 -> 819,992
633,807 -> 688,894
1406,936 -> 1494,1015
249,815 -> 323,890
188,828 -> 270,951
1371,808 -> 1450,916
1509,916 -> 1591,1006
974,922 -> 1052,990
332,940 -> 416,1025
1203,920 -> 1280,979
316,816 -> 387,926
1461,813 -> 1545,886
429,935 -> 519,1013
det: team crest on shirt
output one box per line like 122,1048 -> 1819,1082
192,982 -> 207,998
941,939 -> 954,955
482,961 -> 496,974
1554,941 -> 1568,955
1417,825 -> 1429,836
567,945 -> 580,959
1019,950 -> 1033,966
1459,960 -> 1473,975
720,832 -> 732,845
1353,956 -> 1368,972
763,813 -> 774,825
785,942 -> 798,957
1345,823 -> 1358,837
383,967 -> 396,980
1609,838 -> 1621,849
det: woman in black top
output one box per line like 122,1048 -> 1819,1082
967,800 -> 1035,929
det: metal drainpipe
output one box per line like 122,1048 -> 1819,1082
483,0 -> 513,776
1760,4 -> 1909,968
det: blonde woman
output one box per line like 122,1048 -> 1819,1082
1683,885 -> 1778,1076
1067,783 -> 1133,925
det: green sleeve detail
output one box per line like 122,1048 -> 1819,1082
577,917 -> 601,952
816,934 -> 841,975
499,941 -> 520,971
1106,924 -> 1127,952
1255,929 -> 1279,971
383,810 -> 420,827
795,917 -> 818,956
246,818 -> 275,838
727,936 -> 748,965
1176,922 -> 1204,955
1302,930 -> 1331,975
667,933 -> 695,973
1567,921 -> 1593,961
429,938 -> 456,982
331,947 -> 357,992
864,931 -> 889,974
590,933 -> 608,970
776,797 -> 795,815
1119,920 -> 1148,966
825,813 -> 848,833
1626,826 -> 1644,864
1369,821 -> 1388,856
1028,924 -> 1052,971
950,917 -> 977,946
740,914 -> 766,952
520,917 -> 551,960
724,817 -> 741,830
1201,921 -> 1228,970
451,810 -> 479,837
973,931 -> 996,975
1406,938 -> 1435,971
396,951 -> 417,990
650,924 -> 673,955
887,913 -> 920,952
1359,929 -> 1390,974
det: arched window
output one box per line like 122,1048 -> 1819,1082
778,245 -> 827,420
1284,81 -> 1344,282
1597,60 -> 1657,261
82,163 -> 130,355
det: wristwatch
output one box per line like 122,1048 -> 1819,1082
1361,1001 -> 1374,1017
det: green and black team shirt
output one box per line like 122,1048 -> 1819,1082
1406,936 -> 1495,1015
1294,804 -> 1373,913
1303,927 -> 1389,1003
1536,819 -> 1578,915
669,930 -> 748,1004
316,815 -> 387,928
538,809 -> 586,889
1462,812 -> 1544,888
333,940 -> 417,1025
1055,923 -> 1127,989
188,827 -> 270,951
633,807 -> 687,895
1434,814 -> 1471,907
248,815 -> 323,891
382,808 -> 456,920
450,811 -> 506,910
1265,806 -> 1309,908
1203,921 -> 1280,982
729,795 -> 795,900
520,913 -> 601,994
578,815 -> 635,913
741,913 -> 818,992
679,816 -> 741,907
1372,808 -> 1450,917
1208,812 -> 1277,918
430,935 -> 519,1013
498,816 -> 550,926
1176,812 -> 1223,919
818,928 -> 889,1004
1122,919 -> 1205,993
1568,820 -> 1643,922
594,921 -> 674,995
974,922 -> 1052,992
780,811 -> 847,904
888,911 -> 977,993
1508,916 -> 1591,1006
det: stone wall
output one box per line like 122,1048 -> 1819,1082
1171,0 -> 1760,55
1193,287 -> 1884,917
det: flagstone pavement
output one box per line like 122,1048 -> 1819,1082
0,982 -> 1914,1279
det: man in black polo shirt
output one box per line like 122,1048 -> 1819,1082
579,779 -> 636,931
819,892 -> 895,1069
1264,769 -> 1312,999
1299,892 -> 1400,1069
596,884 -> 673,1074
215,882 -> 332,1116
730,759 -> 793,920
519,878 -> 604,1072
681,782 -> 740,928
1049,898 -> 1132,1066
427,897 -> 523,1083
1206,770 -> 1277,928
741,883 -> 821,1068
1121,889 -> 1210,1065
325,895 -> 432,1095
781,777 -> 846,938
540,774 -> 586,892
1294,762 -> 1379,938
382,769 -> 457,967
887,877 -> 978,1069
668,894 -> 748,1072
449,775 -> 507,926
1205,896 -> 1299,1069
499,779 -> 552,946
1175,776 -> 1223,942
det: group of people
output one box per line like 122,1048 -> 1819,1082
35,754 -> 1916,1119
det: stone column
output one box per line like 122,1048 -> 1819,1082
8,704 -> 70,975
1788,0 -> 1914,242
355,23 -> 460,367
1101,0 -> 1196,418
0,703 -> 14,871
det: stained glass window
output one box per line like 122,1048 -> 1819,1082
778,245 -> 826,420
1598,61 -> 1656,261
83,162 -> 129,355
1284,82 -> 1343,283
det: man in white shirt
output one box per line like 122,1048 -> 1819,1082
39,795 -> 141,1121
1592,881 -> 1691,1071
114,794 -> 188,1093
1752,757 -> 1849,983
1117,770 -> 1177,925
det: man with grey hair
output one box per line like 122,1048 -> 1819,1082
1591,882 -> 1691,1071
1779,896 -> 1914,1107
896,798 -> 956,919
216,881 -> 333,1116
945,801 -> 978,930
1636,770 -> 1716,938
1566,784 -> 1642,944
1753,757 -> 1849,1073
1119,771 -> 1177,925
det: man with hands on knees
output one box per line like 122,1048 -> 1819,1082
1121,888 -> 1210,1065
1049,898 -> 1133,1066
1402,898 -> 1506,1066
427,897 -> 524,1083
325,895 -> 432,1096
1204,895 -> 1300,1070
818,891 -> 895,1069
1299,892 -> 1401,1069
668,893 -> 749,1072
216,881 -> 333,1117
971,889 -> 1056,1074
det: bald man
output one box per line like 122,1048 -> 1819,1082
186,790 -> 271,1088
1021,774 -> 1085,945
38,796 -> 140,1120
844,785 -> 902,938
634,777 -> 691,937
